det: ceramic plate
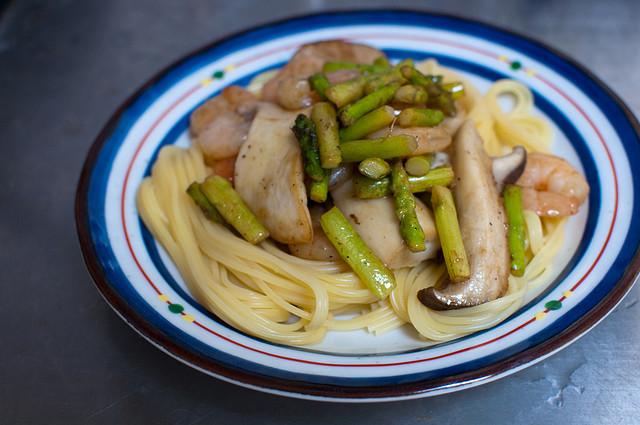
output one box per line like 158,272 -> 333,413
76,10 -> 640,401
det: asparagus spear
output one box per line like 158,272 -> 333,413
430,186 -> 470,282
308,72 -> 331,101
397,108 -> 444,127
353,167 -> 454,198
427,74 -> 443,84
291,114 -> 325,182
400,66 -> 458,116
443,82 -> 465,100
320,206 -> 396,299
324,74 -> 376,108
408,168 -> 455,192
200,175 -> 269,244
363,58 -> 414,94
393,84 -> 428,104
373,56 -> 391,68
339,134 -> 417,163
404,155 -> 431,176
427,92 -> 457,117
309,173 -> 330,203
400,66 -> 436,90
322,61 -> 390,74
358,158 -> 391,179
364,72 -> 406,94
339,84 -> 399,126
352,176 -> 390,199
390,159 -> 425,252
310,102 -> 341,168
503,184 -> 526,277
186,182 -> 224,223
338,105 -> 395,142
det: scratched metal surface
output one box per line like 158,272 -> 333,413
1,0 -> 639,423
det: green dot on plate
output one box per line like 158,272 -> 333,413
168,304 -> 184,314
545,300 -> 562,311
213,70 -> 224,79
510,61 -> 522,70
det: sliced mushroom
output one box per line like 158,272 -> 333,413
492,145 -> 527,193
418,120 -> 510,310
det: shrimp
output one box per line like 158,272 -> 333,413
261,40 -> 385,107
211,157 -> 235,182
189,85 -> 259,166
516,152 -> 590,217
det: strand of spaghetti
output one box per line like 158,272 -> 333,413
216,265 -> 292,323
523,210 -> 545,254
324,301 -> 402,332
366,304 -> 407,336
388,267 -> 412,323
223,272 -> 292,322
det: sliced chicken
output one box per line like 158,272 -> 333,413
234,103 -> 312,244
368,124 -> 452,155
288,204 -> 341,261
330,179 -> 440,269
190,85 -> 259,165
261,40 -> 385,105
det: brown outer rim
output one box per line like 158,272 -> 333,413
75,9 -> 640,401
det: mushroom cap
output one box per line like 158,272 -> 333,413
492,146 -> 527,193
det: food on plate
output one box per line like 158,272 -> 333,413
136,40 -> 589,345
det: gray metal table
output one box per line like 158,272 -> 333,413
2,0 -> 639,423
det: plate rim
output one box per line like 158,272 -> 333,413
75,8 -> 640,401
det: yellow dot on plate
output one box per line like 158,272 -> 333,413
182,314 -> 195,322
201,78 -> 212,86
526,69 -> 536,76
563,290 -> 573,298
535,311 -> 547,321
225,64 -> 236,72
158,294 -> 170,302
498,55 -> 508,62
